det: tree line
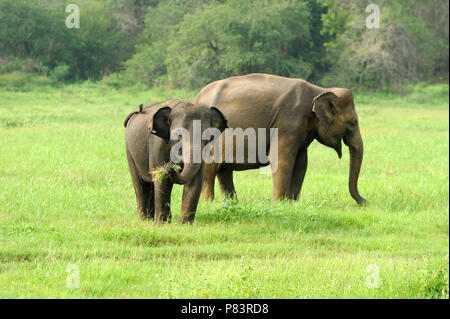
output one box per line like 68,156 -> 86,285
0,0 -> 448,91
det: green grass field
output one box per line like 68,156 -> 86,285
0,74 -> 448,298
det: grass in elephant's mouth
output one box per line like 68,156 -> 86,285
0,79 -> 448,298
149,163 -> 182,181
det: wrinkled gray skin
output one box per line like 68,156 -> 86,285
124,99 -> 227,223
194,73 -> 367,204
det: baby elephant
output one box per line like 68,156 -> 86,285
124,99 -> 227,224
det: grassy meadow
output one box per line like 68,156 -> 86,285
0,74 -> 448,298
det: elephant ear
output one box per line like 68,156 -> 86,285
209,106 -> 228,132
312,92 -> 338,124
123,104 -> 144,127
149,106 -> 171,141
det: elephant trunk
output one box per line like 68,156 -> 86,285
168,141 -> 202,185
169,162 -> 201,185
344,126 -> 367,204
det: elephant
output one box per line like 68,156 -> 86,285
194,73 -> 367,204
124,99 -> 227,223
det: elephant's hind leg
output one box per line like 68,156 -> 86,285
201,163 -> 219,201
217,167 -> 237,200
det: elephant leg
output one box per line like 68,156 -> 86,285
179,169 -> 203,224
127,150 -> 153,219
145,182 -> 155,219
201,163 -> 218,201
271,145 -> 297,201
217,167 -> 237,200
272,159 -> 295,200
288,149 -> 308,200
154,179 -> 173,223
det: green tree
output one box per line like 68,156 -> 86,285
125,0 -> 320,89
320,0 -> 448,91
0,0 -> 144,80
59,1 -> 130,80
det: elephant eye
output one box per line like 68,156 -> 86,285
348,120 -> 357,128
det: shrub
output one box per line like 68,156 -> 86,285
0,72 -> 52,90
50,63 -> 71,82
417,256 -> 449,299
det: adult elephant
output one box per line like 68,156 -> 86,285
194,73 -> 367,204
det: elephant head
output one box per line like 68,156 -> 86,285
312,89 -> 367,204
149,101 -> 227,185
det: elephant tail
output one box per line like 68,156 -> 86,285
123,104 -> 144,127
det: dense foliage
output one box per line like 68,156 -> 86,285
0,0 -> 146,80
0,0 -> 448,90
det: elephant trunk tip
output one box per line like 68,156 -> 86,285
352,193 -> 368,205
166,161 -> 200,185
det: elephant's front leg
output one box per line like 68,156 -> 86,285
127,150 -> 154,219
154,179 -> 173,223
272,157 -> 296,200
179,169 -> 204,224
270,138 -> 298,200
288,149 -> 308,200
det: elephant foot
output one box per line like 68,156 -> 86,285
179,212 -> 195,224
137,209 -> 154,220
223,192 -> 238,201
154,211 -> 172,224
